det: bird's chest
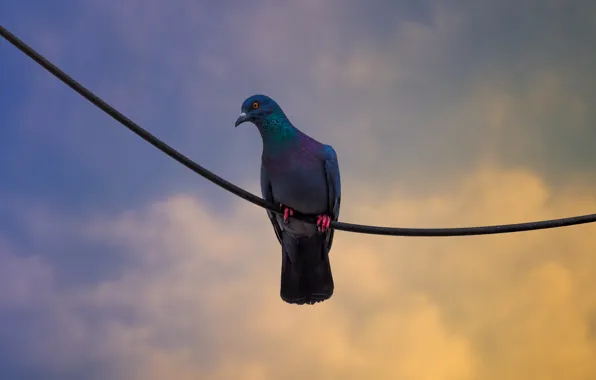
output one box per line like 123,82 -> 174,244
263,153 -> 327,213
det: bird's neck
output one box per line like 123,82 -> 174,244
257,114 -> 300,155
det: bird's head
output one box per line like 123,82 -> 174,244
234,94 -> 283,128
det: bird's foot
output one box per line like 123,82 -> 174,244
280,203 -> 294,223
316,214 -> 332,233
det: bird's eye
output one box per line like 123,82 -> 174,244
252,102 -> 259,109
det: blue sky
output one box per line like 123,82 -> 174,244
1,1 -> 596,379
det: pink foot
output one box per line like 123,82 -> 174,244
317,214 -> 332,233
280,203 -> 294,223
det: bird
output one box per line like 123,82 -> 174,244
234,94 -> 341,305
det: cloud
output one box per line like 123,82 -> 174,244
2,164 -> 596,379
0,239 -> 53,310
3,0 -> 596,379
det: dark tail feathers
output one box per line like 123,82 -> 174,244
280,235 -> 334,305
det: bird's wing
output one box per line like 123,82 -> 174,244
261,165 -> 283,245
322,144 -> 341,250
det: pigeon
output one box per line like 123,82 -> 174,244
235,94 -> 341,305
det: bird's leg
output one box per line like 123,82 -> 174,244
280,203 -> 294,223
316,214 -> 332,233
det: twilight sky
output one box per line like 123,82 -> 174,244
1,1 -> 596,379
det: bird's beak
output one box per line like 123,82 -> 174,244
234,112 -> 248,127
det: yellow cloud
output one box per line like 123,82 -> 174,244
75,164 -> 596,379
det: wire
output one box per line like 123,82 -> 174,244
2,24 -> 596,237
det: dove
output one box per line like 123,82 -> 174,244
235,94 -> 341,305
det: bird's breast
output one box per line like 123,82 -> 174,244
264,155 -> 328,215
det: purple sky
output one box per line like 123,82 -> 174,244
1,1 -> 596,379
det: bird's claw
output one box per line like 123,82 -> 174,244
280,203 -> 294,223
317,214 -> 332,233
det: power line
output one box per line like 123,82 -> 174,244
2,24 -> 595,237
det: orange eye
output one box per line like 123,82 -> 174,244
252,102 -> 259,109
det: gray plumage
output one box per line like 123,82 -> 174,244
235,94 -> 341,305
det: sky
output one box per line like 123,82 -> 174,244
1,0 -> 596,379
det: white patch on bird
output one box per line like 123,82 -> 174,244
240,112 -> 246,117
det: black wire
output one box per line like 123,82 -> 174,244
2,24 -> 596,237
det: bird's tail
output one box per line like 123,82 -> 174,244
280,234 -> 334,305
